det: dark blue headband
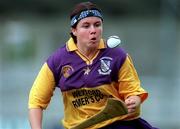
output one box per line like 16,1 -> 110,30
71,9 -> 103,27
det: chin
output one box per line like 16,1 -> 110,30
89,42 -> 99,48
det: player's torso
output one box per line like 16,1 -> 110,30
56,47 -> 126,91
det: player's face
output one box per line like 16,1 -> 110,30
72,17 -> 103,50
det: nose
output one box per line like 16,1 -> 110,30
90,25 -> 96,34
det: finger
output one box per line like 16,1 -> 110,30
125,99 -> 135,106
128,108 -> 136,113
127,104 -> 136,109
125,99 -> 131,105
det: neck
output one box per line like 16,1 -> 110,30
77,46 -> 98,59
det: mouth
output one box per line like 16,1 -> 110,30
90,37 -> 97,43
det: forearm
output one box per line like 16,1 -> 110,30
29,108 -> 43,129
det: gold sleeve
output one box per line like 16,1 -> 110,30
28,63 -> 56,109
118,55 -> 148,103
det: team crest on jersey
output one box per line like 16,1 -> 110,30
98,57 -> 112,75
61,65 -> 74,78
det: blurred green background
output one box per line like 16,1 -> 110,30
0,0 -> 180,129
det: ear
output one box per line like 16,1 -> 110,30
71,28 -> 77,36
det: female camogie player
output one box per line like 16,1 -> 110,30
28,1 -> 159,129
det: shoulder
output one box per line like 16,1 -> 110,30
45,44 -> 67,81
50,45 -> 67,59
105,47 -> 127,60
112,47 -> 127,55
45,45 -> 67,71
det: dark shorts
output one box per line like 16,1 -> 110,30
100,118 -> 159,129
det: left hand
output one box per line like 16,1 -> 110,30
125,96 -> 141,113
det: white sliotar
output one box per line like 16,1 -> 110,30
106,35 -> 121,48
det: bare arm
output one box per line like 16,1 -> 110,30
29,108 -> 43,129
28,63 -> 56,129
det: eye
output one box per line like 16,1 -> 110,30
82,24 -> 90,28
94,22 -> 101,27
